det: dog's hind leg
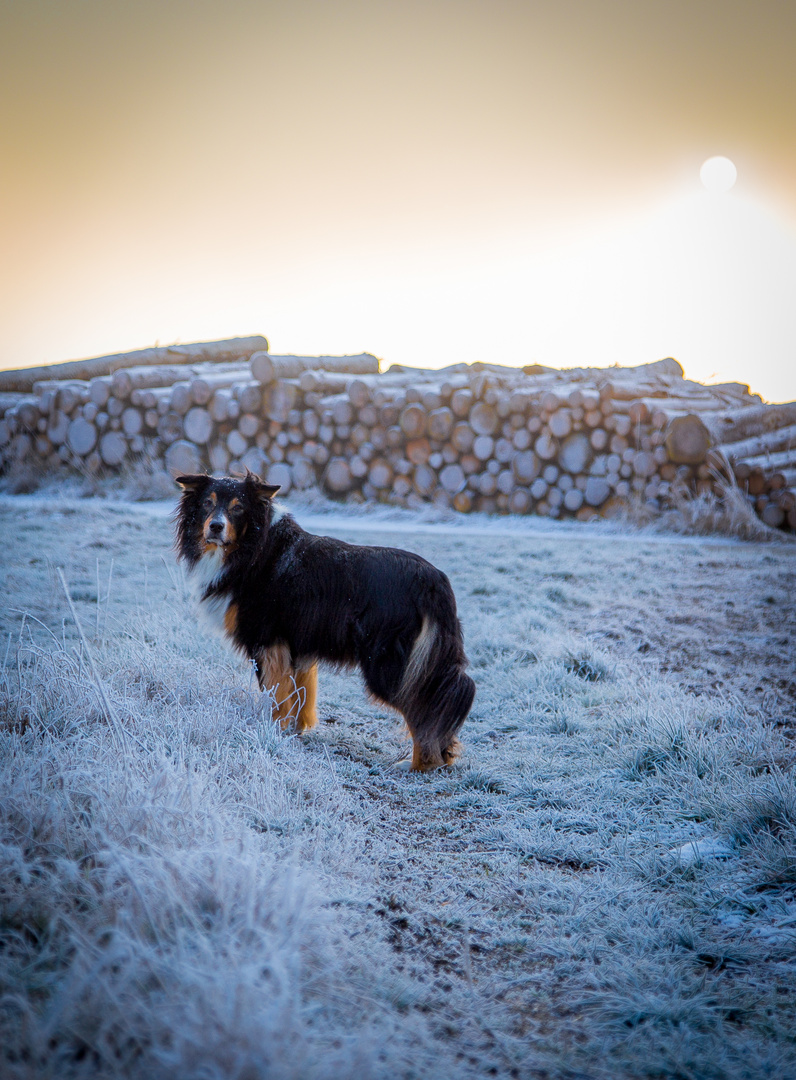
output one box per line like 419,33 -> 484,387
404,668 -> 475,772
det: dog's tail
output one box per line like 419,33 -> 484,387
398,615 -> 438,700
397,611 -> 476,764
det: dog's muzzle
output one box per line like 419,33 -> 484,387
204,514 -> 230,545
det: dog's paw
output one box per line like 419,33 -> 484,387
390,757 -> 413,772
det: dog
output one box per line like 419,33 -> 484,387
174,471 -> 475,771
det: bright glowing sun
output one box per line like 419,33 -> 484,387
700,156 -> 737,193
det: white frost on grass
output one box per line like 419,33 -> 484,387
1,496 -> 795,1079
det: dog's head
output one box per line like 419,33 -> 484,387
174,472 -> 280,566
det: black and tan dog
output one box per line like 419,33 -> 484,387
174,472 -> 475,771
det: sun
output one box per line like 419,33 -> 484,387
700,156 -> 737,193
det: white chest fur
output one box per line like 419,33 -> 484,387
188,546 -> 232,636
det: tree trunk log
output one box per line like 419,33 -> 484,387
66,417 -> 97,456
250,352 -> 379,385
298,371 -> 350,394
704,401 -> 796,445
0,336 -> 269,394
183,407 -> 214,444
165,439 -> 203,476
323,457 -> 354,493
111,364 -> 192,400
558,432 -> 592,474
99,431 -> 128,466
731,448 -> 796,473
399,403 -> 427,439
664,415 -> 711,464
262,381 -> 299,423
717,423 -> 796,462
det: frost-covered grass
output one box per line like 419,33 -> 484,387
1,497 -> 795,1079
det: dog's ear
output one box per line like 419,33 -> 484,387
253,481 -> 281,503
243,468 -> 280,502
175,473 -> 209,492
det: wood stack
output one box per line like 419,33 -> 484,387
1,338 -> 794,534
707,407 -> 796,531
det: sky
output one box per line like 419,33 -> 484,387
1,0 -> 795,401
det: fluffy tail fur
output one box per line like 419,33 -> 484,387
397,614 -> 475,770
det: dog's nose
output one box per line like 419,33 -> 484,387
208,520 -> 224,536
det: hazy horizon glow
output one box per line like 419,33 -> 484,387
1,1 -> 795,401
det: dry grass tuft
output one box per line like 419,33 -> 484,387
660,477 -> 785,542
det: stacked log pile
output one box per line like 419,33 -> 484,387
707,405 -> 796,531
1,337 -> 794,533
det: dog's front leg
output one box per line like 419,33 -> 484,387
257,645 -> 299,730
293,663 -> 319,732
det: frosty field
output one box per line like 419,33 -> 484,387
1,495 -> 795,1079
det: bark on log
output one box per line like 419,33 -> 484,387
111,364 -> 191,400
555,357 -> 685,387
189,368 -> 252,405
0,336 -> 269,394
250,352 -> 379,385
0,392 -> 25,415
262,381 -> 299,423
732,448 -> 796,473
299,370 -> 350,394
704,401 -> 796,446
717,423 -> 796,462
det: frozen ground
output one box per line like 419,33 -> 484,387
1,494 -> 795,1079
